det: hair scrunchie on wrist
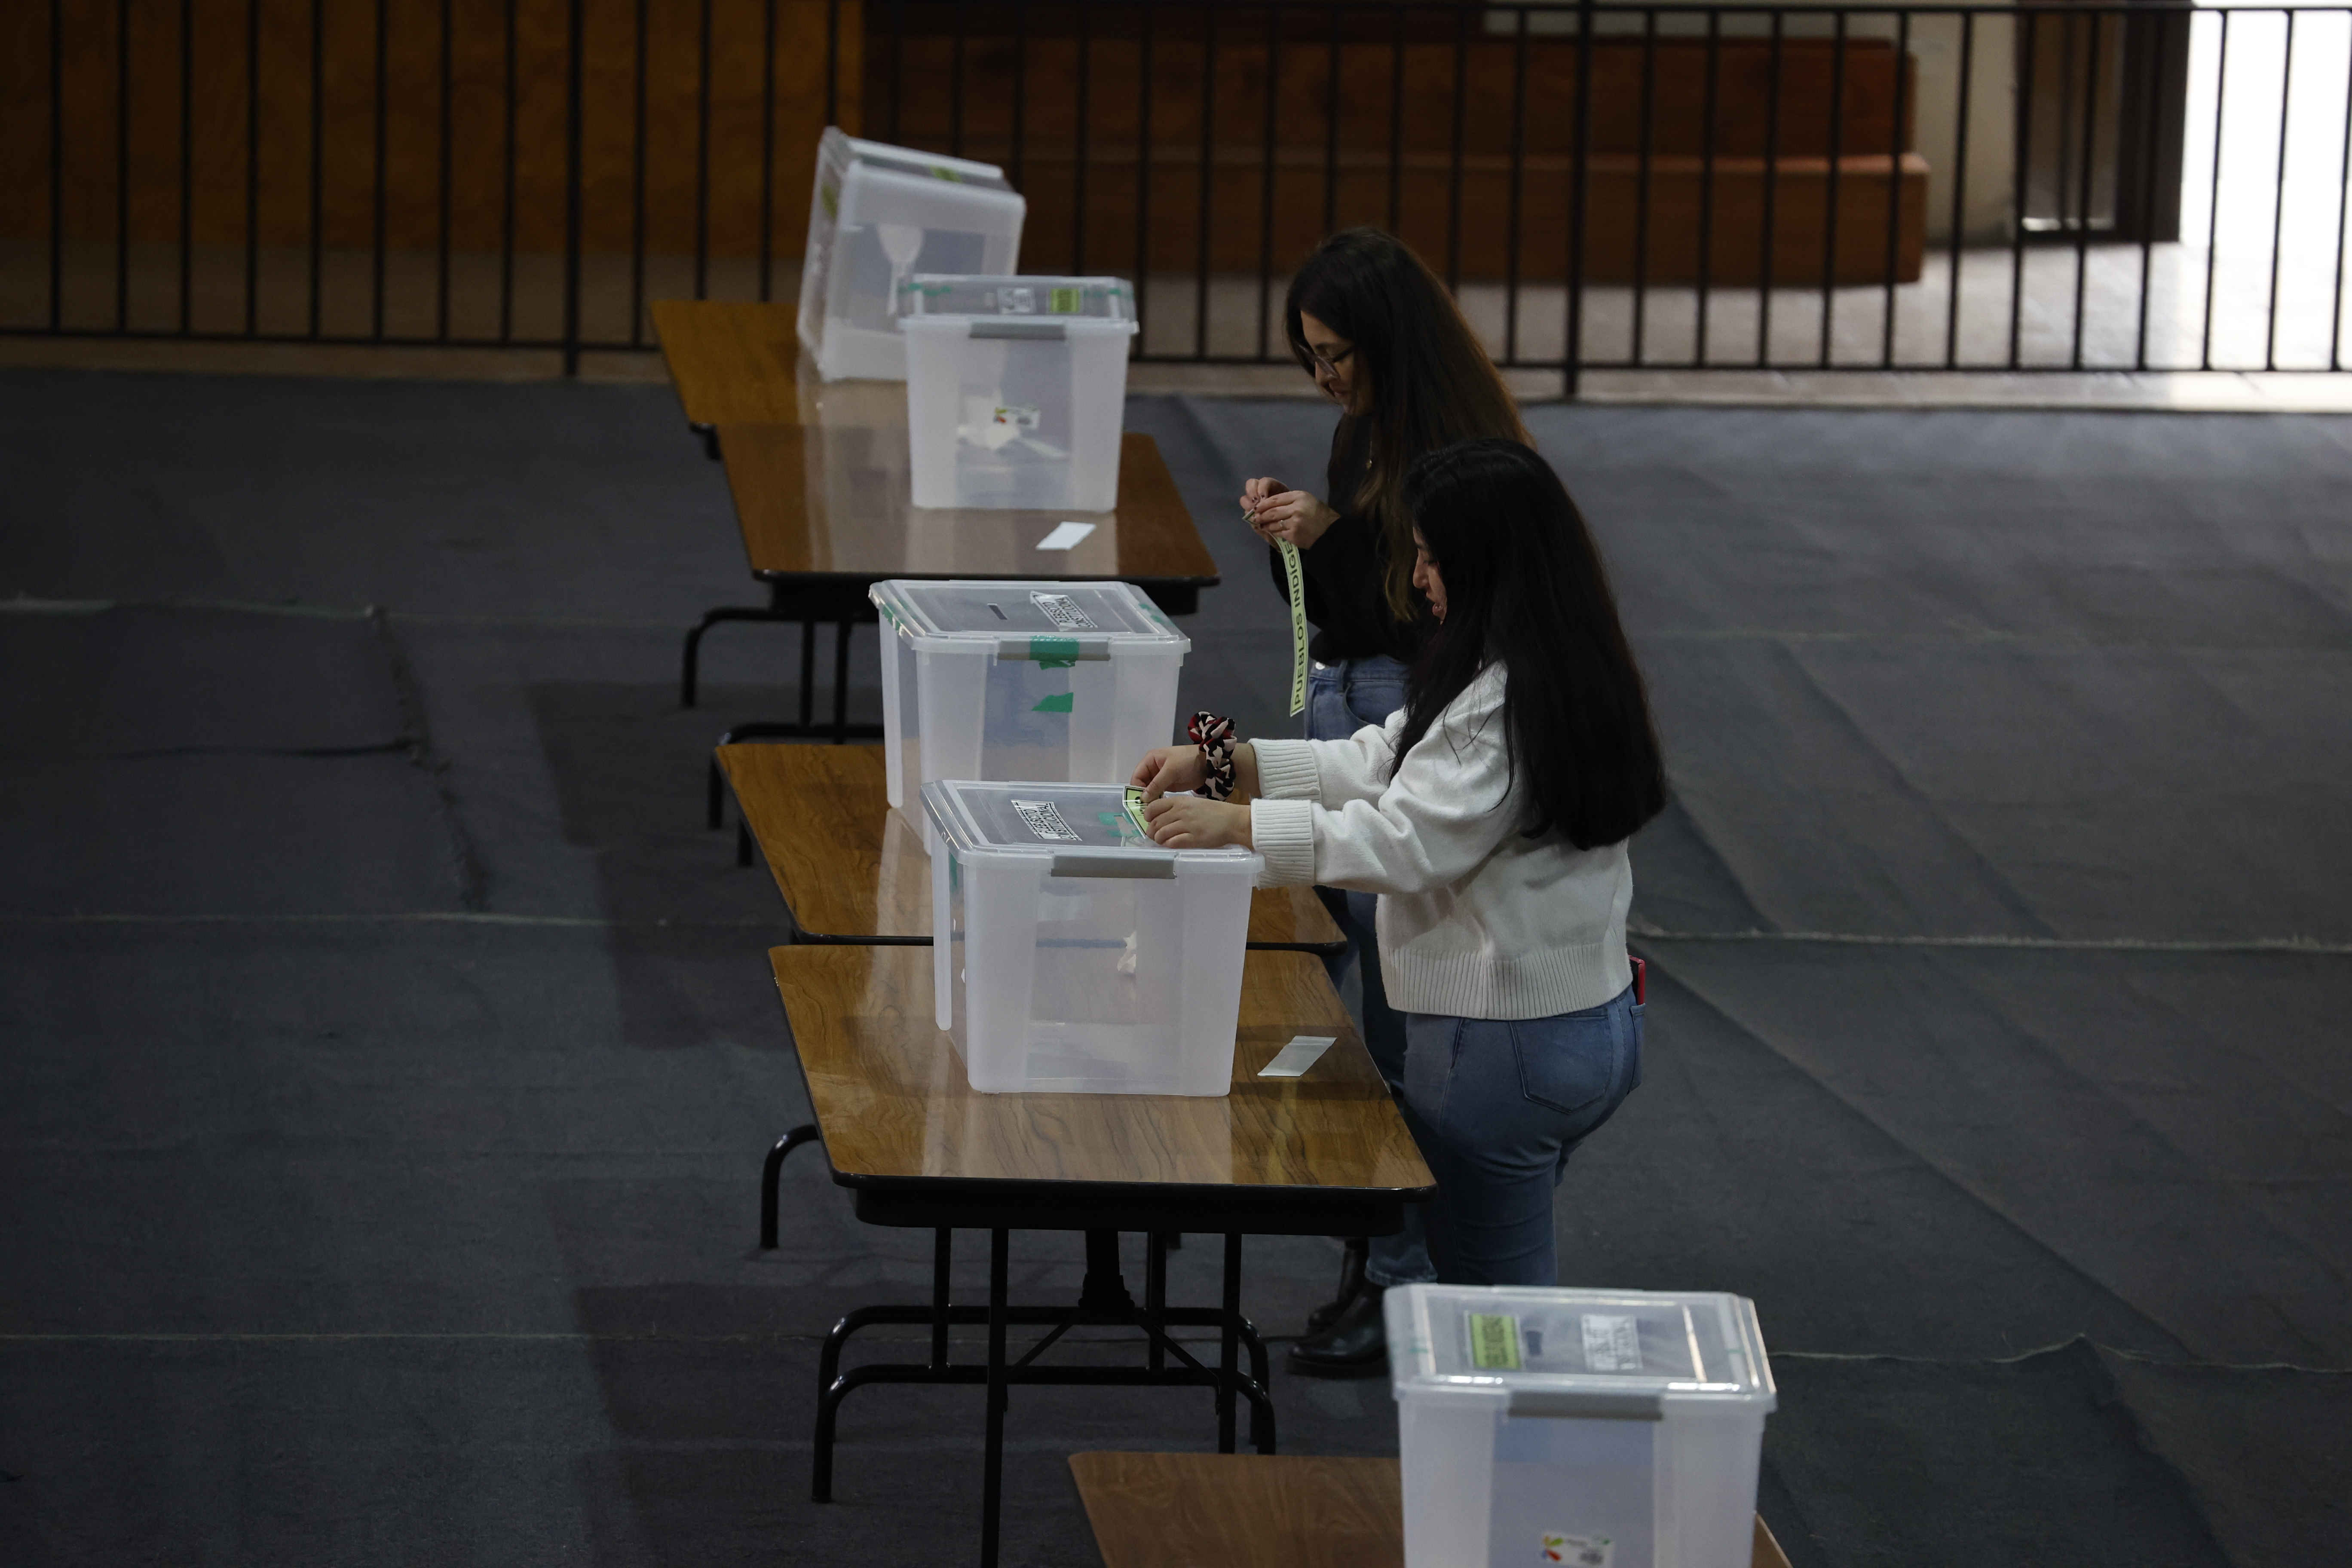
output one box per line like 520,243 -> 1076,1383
1188,711 -> 1238,802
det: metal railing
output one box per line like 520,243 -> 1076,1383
5,0 -> 2348,389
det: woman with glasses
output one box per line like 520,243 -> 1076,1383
1238,227 -> 1532,1376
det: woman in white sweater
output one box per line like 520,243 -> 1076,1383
1132,438 -> 1666,1372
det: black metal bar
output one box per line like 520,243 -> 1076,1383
1010,1321 -> 1074,1371
1324,2 -> 1342,240
311,0 -> 325,338
825,0 -> 839,126
1632,9 -> 1656,365
50,0 -> 63,331
930,1229 -> 952,1369
1146,1232 -> 1169,1374
118,0 -> 131,332
1944,9 -> 1971,368
949,0 -> 965,157
695,0 -> 712,300
759,0 -> 777,302
1817,7 -> 1844,366
2332,18 -> 2352,370
1075,0 -> 1093,273
799,619 -> 816,728
2134,9 -> 2165,370
1697,6 -> 1720,364
1386,2 -> 1405,232
1259,3 -> 1280,358
2053,0 -> 2079,236
564,0 -> 583,374
631,0 -> 647,343
1010,0 -> 1028,191
888,0 -> 903,143
1504,4 -> 1528,363
372,0 -> 388,341
1566,0 -> 1595,395
439,0 -> 453,340
2266,9 -> 2297,371
981,1228 -> 1009,1568
2008,7 -> 2036,368
1446,0 -> 1471,291
2200,9 -> 2229,369
1136,3 -> 1154,336
501,0 -> 517,340
758,1124 -> 821,1248
180,0 -> 194,334
1216,1233 -> 1240,1452
1881,9 -> 1909,367
1196,3 -> 1216,361
1760,7 -> 1783,364
2070,9 -> 2102,369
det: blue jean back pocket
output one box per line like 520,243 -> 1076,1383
1509,1009 -> 1622,1116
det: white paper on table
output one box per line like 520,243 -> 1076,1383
1258,1035 -> 1338,1078
1033,521 -> 1097,551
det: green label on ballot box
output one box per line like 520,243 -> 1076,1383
1049,286 -> 1084,314
1468,1312 -> 1523,1370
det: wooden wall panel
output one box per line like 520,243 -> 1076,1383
0,0 -> 861,254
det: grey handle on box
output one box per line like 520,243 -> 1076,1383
970,319 -> 1069,340
1049,850 -> 1176,880
996,636 -> 1112,661
1506,1389 -> 1666,1421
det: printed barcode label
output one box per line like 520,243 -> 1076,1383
1029,592 -> 1099,630
1010,799 -> 1080,842
1049,285 -> 1084,314
1581,1314 -> 1642,1373
1540,1531 -> 1613,1566
995,286 -> 1037,314
1467,1313 -> 1522,1370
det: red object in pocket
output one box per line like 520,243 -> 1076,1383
1630,954 -> 1646,1005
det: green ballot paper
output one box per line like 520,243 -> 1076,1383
1278,539 -> 1308,718
1123,785 -> 1152,839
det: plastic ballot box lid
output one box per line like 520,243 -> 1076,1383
871,579 -> 1189,654
923,778 -> 1257,875
899,275 -> 1138,328
1386,1285 -> 1777,1416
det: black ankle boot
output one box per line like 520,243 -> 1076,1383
1305,1237 -> 1369,1335
1287,1283 -> 1387,1378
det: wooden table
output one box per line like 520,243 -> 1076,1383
714,742 -> 1343,953
1069,1452 -> 1795,1568
772,943 -> 1433,1568
654,299 -> 1223,734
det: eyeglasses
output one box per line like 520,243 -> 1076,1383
1307,343 -> 1356,377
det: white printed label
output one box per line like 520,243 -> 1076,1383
1539,1531 -> 1613,1567
1029,591 -> 1099,629
1010,799 -> 1080,842
1581,1314 -> 1642,1373
995,286 -> 1037,314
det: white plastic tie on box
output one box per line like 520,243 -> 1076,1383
1258,1034 -> 1337,1078
1034,521 -> 1096,551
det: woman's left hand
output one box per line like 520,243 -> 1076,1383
1143,795 -> 1253,850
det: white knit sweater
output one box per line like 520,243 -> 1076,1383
1248,663 -> 1634,1020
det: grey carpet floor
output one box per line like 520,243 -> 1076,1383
1,368 -> 2346,1567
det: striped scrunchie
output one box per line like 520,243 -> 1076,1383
1188,711 -> 1238,801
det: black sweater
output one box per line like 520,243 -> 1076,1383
1263,426 -> 1430,665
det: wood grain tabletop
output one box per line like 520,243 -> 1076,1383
718,742 -> 1342,950
650,300 -> 805,426
769,944 -> 1431,1195
1069,1453 -> 1793,1568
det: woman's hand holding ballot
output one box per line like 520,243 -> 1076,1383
1241,476 -> 1340,550
1128,743 -> 1258,850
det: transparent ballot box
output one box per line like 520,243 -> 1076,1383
796,129 -> 1026,383
922,779 -> 1258,1096
899,275 -> 1139,511
870,579 -> 1188,816
1385,1285 -> 1776,1568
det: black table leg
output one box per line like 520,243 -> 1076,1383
759,1125 -> 821,1250
1145,1233 -> 1169,1374
981,1228 -> 1010,1568
931,1228 -> 953,1370
831,618 -> 854,742
1218,1233 -> 1241,1454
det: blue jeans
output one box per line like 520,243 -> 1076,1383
1305,657 -> 1423,1283
1398,985 -> 1645,1286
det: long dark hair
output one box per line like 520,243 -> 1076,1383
1391,439 -> 1667,850
1285,228 -> 1528,621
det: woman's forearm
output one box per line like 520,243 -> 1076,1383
1233,741 -> 1262,799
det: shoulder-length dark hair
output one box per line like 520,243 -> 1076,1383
1285,228 -> 1529,621
1391,439 -> 1667,850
